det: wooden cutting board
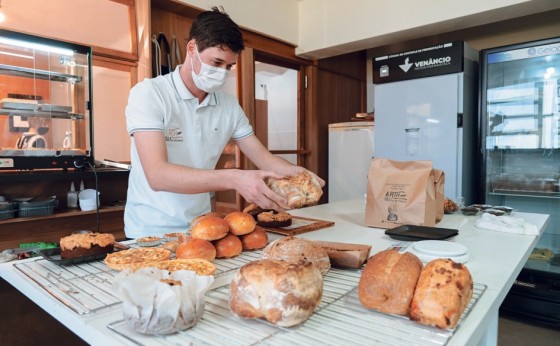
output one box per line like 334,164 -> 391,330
262,216 -> 334,236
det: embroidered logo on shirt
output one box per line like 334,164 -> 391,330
165,128 -> 183,142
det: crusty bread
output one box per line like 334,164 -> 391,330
261,236 -> 331,275
267,171 -> 323,209
358,249 -> 423,315
224,211 -> 256,235
240,226 -> 268,250
191,216 -> 229,241
410,258 -> 473,329
229,259 -> 323,327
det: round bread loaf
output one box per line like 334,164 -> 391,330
224,211 -> 256,235
191,216 -> 229,241
176,238 -> 217,261
240,226 -> 269,250
261,236 -> 331,275
229,259 -> 323,327
358,249 -> 423,316
213,234 -> 242,258
410,258 -> 473,329
267,171 -> 323,209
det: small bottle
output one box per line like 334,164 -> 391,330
67,182 -> 78,209
62,131 -> 72,149
80,180 -> 85,191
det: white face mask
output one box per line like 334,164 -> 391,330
191,45 -> 228,93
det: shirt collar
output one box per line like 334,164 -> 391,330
171,65 -> 218,106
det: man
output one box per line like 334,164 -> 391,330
124,7 -> 323,238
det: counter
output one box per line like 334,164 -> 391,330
0,199 -> 549,345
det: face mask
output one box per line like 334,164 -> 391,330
191,45 -> 228,93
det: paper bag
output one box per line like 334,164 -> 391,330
433,169 -> 445,223
365,158 -> 439,228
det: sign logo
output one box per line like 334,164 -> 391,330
399,57 -> 413,72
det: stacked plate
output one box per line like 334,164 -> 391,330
407,240 -> 469,263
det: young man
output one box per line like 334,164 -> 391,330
124,7 -> 323,238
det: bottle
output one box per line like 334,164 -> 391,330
80,180 -> 85,191
62,131 -> 72,149
67,182 -> 78,209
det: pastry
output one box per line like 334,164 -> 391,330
213,234 -> 242,258
240,226 -> 269,250
176,238 -> 216,261
267,171 -> 323,209
136,236 -> 161,247
256,210 -> 292,228
410,258 -> 473,329
229,259 -> 323,327
224,211 -> 256,235
191,216 -> 229,241
104,247 -> 171,271
261,236 -> 331,275
134,258 -> 216,276
358,249 -> 423,315
59,232 -> 115,259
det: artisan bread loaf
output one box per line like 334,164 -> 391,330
261,236 -> 331,275
410,258 -> 473,329
229,259 -> 323,327
358,249 -> 423,315
267,171 -> 323,209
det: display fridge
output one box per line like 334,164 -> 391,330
372,41 -> 479,205
480,37 -> 560,327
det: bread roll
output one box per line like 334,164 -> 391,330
213,234 -> 242,258
240,226 -> 269,250
224,211 -> 256,235
358,249 -> 423,315
410,258 -> 473,329
191,216 -> 229,241
176,238 -> 216,261
191,212 -> 222,228
267,171 -> 323,209
261,236 -> 331,275
229,259 -> 323,327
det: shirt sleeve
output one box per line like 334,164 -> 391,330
229,98 -> 254,140
125,79 -> 166,135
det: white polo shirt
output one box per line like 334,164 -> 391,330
124,65 -> 253,238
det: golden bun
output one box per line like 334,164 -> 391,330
191,216 -> 229,241
213,233 -> 243,258
224,211 -> 256,235
240,226 -> 269,250
176,238 -> 217,261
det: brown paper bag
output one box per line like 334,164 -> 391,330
365,158 -> 438,228
433,169 -> 445,223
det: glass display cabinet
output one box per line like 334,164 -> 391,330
0,29 -> 93,170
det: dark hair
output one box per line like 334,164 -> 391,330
188,7 -> 244,53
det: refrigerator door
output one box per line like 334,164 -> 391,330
374,73 -> 463,200
328,122 -> 374,202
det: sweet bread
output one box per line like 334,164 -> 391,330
267,171 -> 323,209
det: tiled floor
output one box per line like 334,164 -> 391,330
499,316 -> 560,346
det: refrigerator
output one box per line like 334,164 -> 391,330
479,37 -> 560,327
328,121 -> 374,202
372,41 -> 479,205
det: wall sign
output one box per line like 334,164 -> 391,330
373,41 -> 465,84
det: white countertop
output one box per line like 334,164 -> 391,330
0,199 -> 549,346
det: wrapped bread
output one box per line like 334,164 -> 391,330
261,236 -> 331,275
410,258 -> 473,329
267,171 -> 323,209
112,267 -> 214,335
358,249 -> 423,315
229,259 -> 323,327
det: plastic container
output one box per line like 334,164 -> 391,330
18,199 -> 58,217
79,189 -> 100,211
0,202 -> 16,220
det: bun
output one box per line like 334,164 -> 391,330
358,249 -> 423,315
410,258 -> 473,329
267,171 -> 323,209
191,212 -> 222,228
224,211 -> 256,235
261,236 -> 330,275
161,240 -> 179,253
191,216 -> 229,241
229,259 -> 323,327
240,226 -> 269,250
176,238 -> 216,261
213,234 -> 242,258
